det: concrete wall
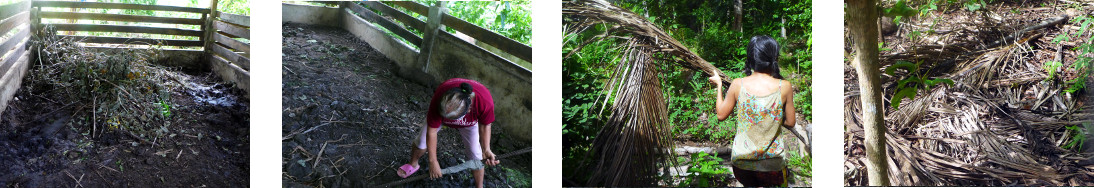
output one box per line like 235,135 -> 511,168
284,4 -> 533,142
282,3 -> 342,27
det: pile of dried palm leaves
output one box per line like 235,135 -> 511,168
845,6 -> 1094,186
562,0 -> 730,186
25,26 -> 192,141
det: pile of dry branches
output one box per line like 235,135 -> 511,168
845,5 -> 1094,186
26,26 -> 190,140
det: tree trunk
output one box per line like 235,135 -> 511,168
847,0 -> 890,186
734,0 -> 742,33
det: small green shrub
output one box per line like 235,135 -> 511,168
681,152 -> 730,187
884,61 -> 954,109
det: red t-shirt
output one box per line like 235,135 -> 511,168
426,78 -> 495,129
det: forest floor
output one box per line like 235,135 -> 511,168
845,0 -> 1094,186
0,71 -> 250,187
280,23 -> 532,188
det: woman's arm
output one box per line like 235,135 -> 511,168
427,127 -> 442,179
479,123 -> 499,166
710,76 -> 738,121
782,80 -> 797,128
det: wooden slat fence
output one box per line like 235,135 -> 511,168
207,11 -> 250,93
0,0 -> 33,115
346,1 -> 532,64
31,0 -> 209,47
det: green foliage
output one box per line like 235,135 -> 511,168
884,61 -> 954,109
407,0 -> 532,45
218,0 -> 250,15
1044,61 -> 1062,80
1064,15 -> 1094,93
786,151 -> 812,177
681,152 -> 730,187
155,99 -> 171,118
664,72 -> 735,142
1063,124 -> 1086,151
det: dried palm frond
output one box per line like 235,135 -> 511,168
562,0 -> 727,186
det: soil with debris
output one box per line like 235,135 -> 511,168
845,0 -> 1094,186
280,23 -> 531,188
0,71 -> 250,187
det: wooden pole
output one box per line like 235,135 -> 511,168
847,0 -> 889,186
418,1 -> 446,72
202,0 -> 219,53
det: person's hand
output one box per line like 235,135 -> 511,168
483,150 -> 500,166
708,74 -> 722,86
429,162 -> 442,179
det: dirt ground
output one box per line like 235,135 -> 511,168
281,23 -> 531,188
0,71 -> 250,187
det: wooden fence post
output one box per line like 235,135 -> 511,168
203,0 -> 219,53
417,1 -> 446,72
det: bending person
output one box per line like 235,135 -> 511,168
398,78 -> 500,188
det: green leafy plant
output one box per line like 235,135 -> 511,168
681,152 -> 730,187
786,150 -> 812,177
1064,124 -> 1086,151
885,61 -> 954,109
155,99 -> 171,118
1064,15 -> 1094,93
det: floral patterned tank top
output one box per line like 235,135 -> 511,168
730,82 -> 786,171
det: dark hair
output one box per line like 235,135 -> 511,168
744,35 -> 783,79
441,83 -> 474,118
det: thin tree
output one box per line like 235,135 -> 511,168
847,0 -> 890,186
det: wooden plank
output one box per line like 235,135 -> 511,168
32,1 -> 208,14
357,1 -> 425,31
0,52 -> 30,116
347,3 -> 421,46
209,54 -> 249,95
0,37 -> 27,77
442,14 -> 531,62
217,11 -> 249,27
210,43 -> 249,70
213,20 -> 249,39
39,11 -> 204,25
213,32 -> 249,53
0,27 -> 29,55
47,23 -> 203,36
0,0 -> 30,20
57,35 -> 203,46
0,11 -> 28,36
386,1 -> 427,16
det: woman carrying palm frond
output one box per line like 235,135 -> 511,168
708,35 -> 797,187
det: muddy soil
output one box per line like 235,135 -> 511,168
0,72 -> 250,187
281,23 -> 531,188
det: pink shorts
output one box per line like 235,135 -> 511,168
416,123 -> 482,161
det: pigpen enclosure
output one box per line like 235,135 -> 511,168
281,1 -> 532,187
0,0 -> 250,186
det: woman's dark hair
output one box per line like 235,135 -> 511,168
744,35 -> 783,79
440,83 -> 474,118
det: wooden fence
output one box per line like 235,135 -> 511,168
0,1 -> 251,115
0,0 -> 32,115
208,10 -> 250,94
347,1 -> 532,64
31,0 -> 210,47
25,0 -> 249,94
